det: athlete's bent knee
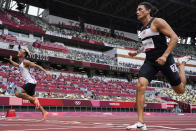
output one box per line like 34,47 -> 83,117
175,89 -> 185,94
173,84 -> 185,94
137,78 -> 148,93
15,91 -> 21,97
137,82 -> 145,91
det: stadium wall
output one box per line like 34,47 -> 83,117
1,97 -> 196,113
0,97 -> 177,113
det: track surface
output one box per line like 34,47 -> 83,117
0,114 -> 196,131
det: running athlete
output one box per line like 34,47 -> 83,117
127,2 -> 191,130
8,48 -> 50,120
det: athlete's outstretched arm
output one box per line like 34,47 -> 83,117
154,18 -> 178,65
8,56 -> 19,67
24,60 -> 50,76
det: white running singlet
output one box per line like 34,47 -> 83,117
19,59 -> 37,84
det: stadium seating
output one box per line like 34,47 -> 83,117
1,35 -> 195,73
173,44 -> 196,57
0,9 -> 45,33
157,88 -> 196,104
27,15 -> 141,48
2,65 -> 192,104
0,9 -> 195,57
0,9 -> 16,26
31,44 -> 118,66
0,64 -> 160,102
1,34 -> 196,74
29,16 -> 196,57
32,40 -> 68,53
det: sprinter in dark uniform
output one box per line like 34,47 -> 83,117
126,2 -> 191,130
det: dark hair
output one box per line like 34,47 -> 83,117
24,52 -> 28,57
138,2 -> 159,16
23,49 -> 29,57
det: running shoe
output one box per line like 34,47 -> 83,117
41,112 -> 48,121
126,122 -> 147,130
34,97 -> 40,109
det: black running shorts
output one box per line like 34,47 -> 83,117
21,83 -> 36,96
139,55 -> 181,86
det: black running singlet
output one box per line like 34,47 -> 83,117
140,17 -> 169,62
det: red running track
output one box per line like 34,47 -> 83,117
0,112 -> 196,131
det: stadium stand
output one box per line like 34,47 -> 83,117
27,15 -> 140,48
0,9 -> 45,33
0,64 -> 172,104
0,9 -> 196,57
27,14 -> 196,57
1,34 -> 195,72
173,44 -> 196,57
158,88 -> 196,104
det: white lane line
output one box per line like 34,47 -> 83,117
149,125 -> 180,130
93,123 -> 102,124
183,128 -> 196,131
156,124 -> 196,125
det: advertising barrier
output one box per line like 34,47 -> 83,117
0,97 -> 176,109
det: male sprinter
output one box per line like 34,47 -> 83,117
127,2 -> 191,130
8,48 -> 50,120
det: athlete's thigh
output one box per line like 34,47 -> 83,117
21,83 -> 36,96
15,87 -> 26,95
160,56 -> 181,86
139,61 -> 159,83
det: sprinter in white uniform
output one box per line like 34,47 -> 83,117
8,48 -> 50,120
127,2 -> 191,130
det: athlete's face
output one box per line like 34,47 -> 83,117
136,5 -> 151,21
17,49 -> 25,57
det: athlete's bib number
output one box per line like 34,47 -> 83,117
170,64 -> 178,72
142,38 -> 155,51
